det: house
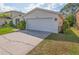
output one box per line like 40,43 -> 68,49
0,11 -> 25,25
0,11 -> 25,26
24,8 -> 64,33
0,13 -> 12,26
76,8 -> 79,29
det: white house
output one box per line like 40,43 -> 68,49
0,13 -> 12,26
3,11 -> 25,25
24,8 -> 64,33
0,11 -> 25,26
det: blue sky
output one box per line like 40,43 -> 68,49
0,3 -> 66,13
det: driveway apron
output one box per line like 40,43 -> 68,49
0,30 -> 50,55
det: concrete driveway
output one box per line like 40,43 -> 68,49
20,30 -> 51,39
0,30 -> 50,55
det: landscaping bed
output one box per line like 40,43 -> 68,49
28,28 -> 79,55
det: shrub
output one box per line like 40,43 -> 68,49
65,14 -> 75,27
63,20 -> 70,33
3,21 -> 9,27
16,20 -> 26,30
9,20 -> 14,27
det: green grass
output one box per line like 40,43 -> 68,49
28,28 -> 79,55
45,29 -> 79,43
0,27 -> 15,35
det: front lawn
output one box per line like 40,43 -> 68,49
0,27 -> 15,35
45,28 -> 79,43
28,28 -> 79,55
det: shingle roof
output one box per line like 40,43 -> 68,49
25,7 -> 63,16
24,7 -> 64,21
0,10 -> 25,15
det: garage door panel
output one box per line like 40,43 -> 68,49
27,19 -> 58,33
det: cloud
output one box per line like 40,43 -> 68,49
0,3 -> 66,13
23,3 -> 38,12
23,3 -> 65,13
23,3 -> 52,12
0,3 -> 17,12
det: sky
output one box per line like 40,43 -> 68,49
0,3 -> 66,13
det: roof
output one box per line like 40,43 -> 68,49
25,7 -> 63,16
0,10 -> 25,15
25,8 -> 64,21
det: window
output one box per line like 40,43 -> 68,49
55,18 -> 57,21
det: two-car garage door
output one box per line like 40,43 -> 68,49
26,19 -> 58,33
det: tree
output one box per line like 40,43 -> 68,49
65,14 -> 75,26
63,20 -> 70,33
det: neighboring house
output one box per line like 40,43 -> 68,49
0,11 -> 25,26
3,11 -> 25,25
75,8 -> 79,29
0,13 -> 12,26
24,8 -> 64,33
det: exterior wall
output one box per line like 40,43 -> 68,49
0,18 -> 11,25
25,9 -> 63,33
25,9 -> 59,19
76,11 -> 79,29
5,11 -> 25,25
58,15 -> 64,32
0,11 -> 25,26
13,15 -> 24,25
0,19 -> 4,25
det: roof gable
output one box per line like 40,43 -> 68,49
25,8 -> 62,16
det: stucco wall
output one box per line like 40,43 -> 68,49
5,11 -> 25,25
